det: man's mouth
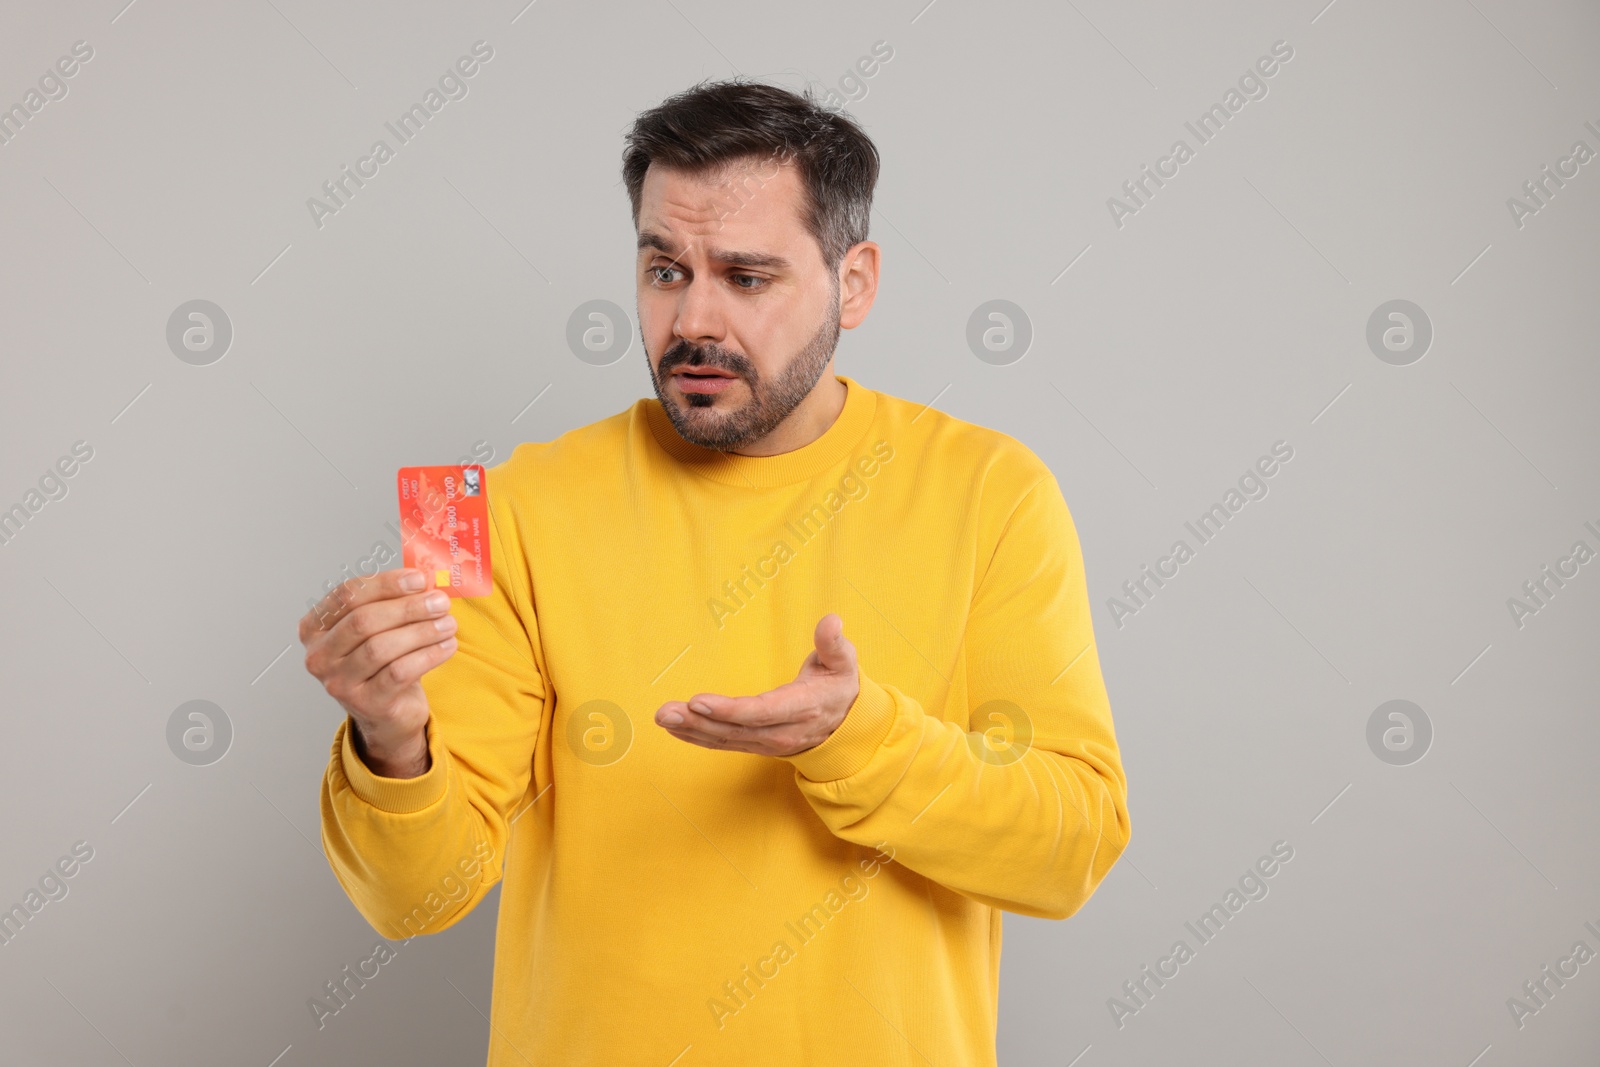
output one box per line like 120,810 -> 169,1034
672,367 -> 739,395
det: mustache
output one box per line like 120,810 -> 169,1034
660,342 -> 756,379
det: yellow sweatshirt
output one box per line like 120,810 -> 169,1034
319,373 -> 1131,1065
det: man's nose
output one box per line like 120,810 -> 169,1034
673,275 -> 726,345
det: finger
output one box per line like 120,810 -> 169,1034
656,706 -> 771,750
302,574 -> 388,638
319,585 -> 454,665
344,612 -> 461,687
669,699 -> 799,745
358,633 -> 459,706
687,685 -> 811,728
810,613 -> 854,671
303,568 -> 429,640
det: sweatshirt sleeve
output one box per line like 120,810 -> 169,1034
778,472 -> 1131,921
318,493 -> 547,940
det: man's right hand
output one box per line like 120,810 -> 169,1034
299,568 -> 459,779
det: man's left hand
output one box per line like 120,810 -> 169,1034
654,613 -> 860,756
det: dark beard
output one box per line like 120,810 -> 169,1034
646,286 -> 842,452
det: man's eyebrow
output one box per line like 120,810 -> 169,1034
637,230 -> 677,256
636,230 -> 790,270
709,248 -> 791,269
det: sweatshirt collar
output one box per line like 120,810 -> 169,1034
642,373 -> 878,488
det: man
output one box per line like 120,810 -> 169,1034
303,79 -> 1130,1065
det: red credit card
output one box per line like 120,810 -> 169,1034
397,465 -> 492,597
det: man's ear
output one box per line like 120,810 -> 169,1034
838,241 -> 880,329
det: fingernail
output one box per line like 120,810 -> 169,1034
434,615 -> 457,633
659,710 -> 682,726
689,702 -> 710,715
439,636 -> 458,651
425,591 -> 450,612
400,571 -> 426,591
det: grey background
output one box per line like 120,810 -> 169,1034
1,0 -> 1596,1064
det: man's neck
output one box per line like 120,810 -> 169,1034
732,372 -> 848,458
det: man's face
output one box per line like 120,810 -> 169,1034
636,157 -> 841,451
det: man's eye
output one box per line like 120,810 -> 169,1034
733,275 -> 766,290
650,266 -> 681,284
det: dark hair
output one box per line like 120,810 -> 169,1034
621,79 -> 880,272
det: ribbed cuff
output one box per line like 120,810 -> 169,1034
782,670 -> 897,783
337,716 -> 449,814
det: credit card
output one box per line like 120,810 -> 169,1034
396,464 -> 492,597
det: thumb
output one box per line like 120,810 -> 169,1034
811,613 -> 854,672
